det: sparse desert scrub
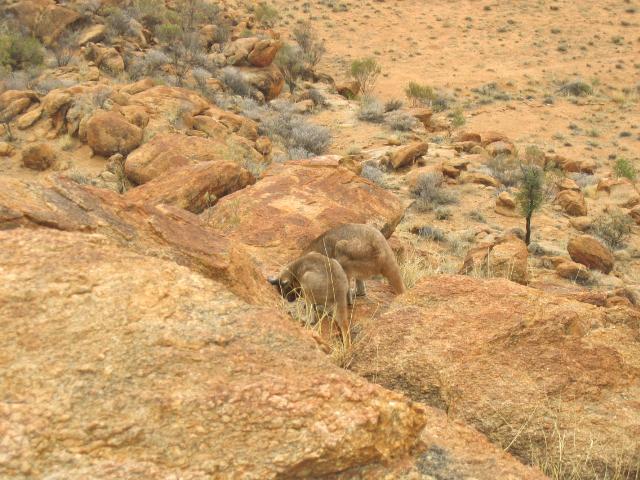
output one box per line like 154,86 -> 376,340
613,157 -> 637,181
260,106 -> 331,159
411,172 -> 457,212
385,111 -> 417,131
591,210 -> 633,250
275,43 -> 305,92
357,96 -> 384,123
360,163 -> 388,187
349,57 -> 381,96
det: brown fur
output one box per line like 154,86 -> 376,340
306,223 -> 405,300
269,252 -> 351,346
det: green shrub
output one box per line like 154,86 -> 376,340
349,57 -> 381,97
255,3 -> 279,26
614,157 -> 637,181
591,211 -> 633,249
0,32 -> 44,72
292,21 -> 325,70
275,44 -> 305,92
405,81 -> 435,106
516,164 -> 545,245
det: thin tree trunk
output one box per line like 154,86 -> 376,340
525,214 -> 532,245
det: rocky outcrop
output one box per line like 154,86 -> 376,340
86,111 -> 143,157
124,160 -> 255,213
0,228 -> 427,479
0,176 -> 273,305
124,133 -> 261,185
351,275 -> 640,479
390,141 -> 429,170
21,143 -> 57,170
567,235 -> 614,273
205,156 -> 405,272
555,189 -> 588,216
495,191 -> 519,217
460,236 -> 529,284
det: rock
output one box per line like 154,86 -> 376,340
38,4 -> 80,45
255,136 -> 272,155
408,108 -> 433,130
336,80 -> 360,98
557,177 -> 580,191
247,38 -> 282,67
597,179 -> 640,208
495,191 -> 519,217
562,158 -> 597,174
0,96 -> 32,121
21,143 -> 57,171
84,42 -> 125,75
0,176 -> 273,304
485,140 -> 514,157
461,236 -> 529,284
630,205 -> 640,225
215,110 -> 259,140
238,64 -> 284,101
77,24 -> 106,46
454,131 -> 482,143
16,106 -> 42,129
351,275 -> 640,479
555,189 -> 588,216
224,36 -> 259,65
0,141 -> 14,156
86,111 -> 143,157
41,90 -> 73,116
124,161 -> 255,213
556,260 -> 591,282
479,131 -> 510,146
119,105 -> 149,129
205,156 -> 404,272
441,163 -> 461,178
0,227 -> 426,479
124,133 -> 260,185
294,99 -> 315,113
463,172 -> 501,188
120,78 -> 156,95
567,235 -> 614,273
569,216 -> 592,231
390,141 -> 429,170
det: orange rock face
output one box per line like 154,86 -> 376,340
567,235 -> 614,273
0,228 -> 427,479
205,157 -> 405,272
86,111 -> 143,156
0,176 -> 273,305
124,160 -> 255,213
351,275 -> 640,478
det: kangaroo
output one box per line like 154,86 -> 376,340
305,223 -> 405,302
268,252 -> 351,346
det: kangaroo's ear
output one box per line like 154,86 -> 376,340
267,276 -> 280,285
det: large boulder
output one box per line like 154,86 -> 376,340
205,156 -> 405,272
247,38 -> 282,67
0,227 -> 428,479
238,64 -> 285,101
351,275 -> 640,479
86,111 -> 143,157
567,235 -> 614,273
124,160 -> 255,213
555,189 -> 588,216
0,176 -> 273,305
21,143 -> 57,171
124,133 -> 261,185
390,141 -> 429,170
460,236 -> 529,284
